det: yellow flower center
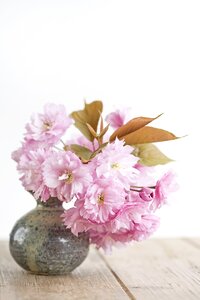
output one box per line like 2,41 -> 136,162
97,193 -> 104,205
65,171 -> 74,184
111,162 -> 120,169
43,121 -> 52,131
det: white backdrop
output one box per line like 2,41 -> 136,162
0,0 -> 199,239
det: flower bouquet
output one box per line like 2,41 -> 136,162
12,100 -> 178,256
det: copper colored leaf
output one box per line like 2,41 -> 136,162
100,114 -> 104,132
71,100 -> 103,141
133,143 -> 173,166
86,123 -> 98,138
99,123 -> 110,138
123,126 -> 177,145
109,114 -> 162,142
69,144 -> 92,163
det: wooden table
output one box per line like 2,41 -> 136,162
0,239 -> 200,300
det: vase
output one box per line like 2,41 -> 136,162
9,197 -> 89,275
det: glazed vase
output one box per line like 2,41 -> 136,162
9,197 -> 89,275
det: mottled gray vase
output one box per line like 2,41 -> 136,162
9,197 -> 89,275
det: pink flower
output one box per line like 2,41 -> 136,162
11,140 -> 41,163
106,108 -> 130,129
80,179 -> 126,223
12,101 -> 179,253
152,171 -> 179,210
62,199 -> 96,236
89,212 -> 160,252
131,214 -> 160,241
89,231 -> 131,254
12,147 -> 24,163
25,103 -> 73,146
43,151 -> 92,201
139,187 -> 154,202
92,139 -> 139,189
133,163 -> 156,187
110,202 -> 145,232
16,148 -> 55,201
62,189 -> 160,252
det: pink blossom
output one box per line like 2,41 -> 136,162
63,190 -> 160,252
88,231 -> 131,254
16,148 -> 55,201
62,199 -> 95,236
92,139 -> 139,189
92,209 -> 159,252
131,214 -> 160,241
89,212 -> 160,252
139,187 -> 154,202
110,202 -> 146,232
25,103 -> 72,146
152,171 -> 179,210
12,147 -> 24,163
133,163 -> 156,187
105,108 -> 130,129
43,151 -> 92,201
11,140 -> 41,163
12,101 -> 179,253
80,179 -> 126,223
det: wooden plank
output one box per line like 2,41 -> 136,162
184,238 -> 200,249
0,242 -> 129,300
100,238 -> 200,300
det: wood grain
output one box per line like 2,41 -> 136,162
184,238 -> 200,249
100,238 -> 200,300
0,242 -> 129,300
1,239 -> 200,300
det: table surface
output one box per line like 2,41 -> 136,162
0,238 -> 200,300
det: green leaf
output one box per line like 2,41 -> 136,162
71,100 -> 103,141
133,143 -> 173,166
90,142 -> 108,159
68,144 -> 93,163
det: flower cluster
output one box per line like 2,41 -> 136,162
12,101 -> 178,252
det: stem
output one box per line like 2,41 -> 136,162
53,146 -> 63,151
92,141 -> 95,151
97,136 -> 102,147
130,188 -> 142,192
130,185 -> 156,189
60,139 -> 66,146
130,185 -> 156,192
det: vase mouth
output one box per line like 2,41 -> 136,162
36,197 -> 63,208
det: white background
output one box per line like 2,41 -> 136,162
0,0 -> 199,239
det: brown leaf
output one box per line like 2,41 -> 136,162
109,114 -> 162,142
71,100 -> 103,141
99,124 -> 110,138
133,143 -> 173,166
86,123 -> 98,138
100,114 -> 104,133
123,126 -> 177,145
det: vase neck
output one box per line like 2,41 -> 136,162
36,197 -> 63,208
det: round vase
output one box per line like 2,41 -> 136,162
9,197 -> 89,275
